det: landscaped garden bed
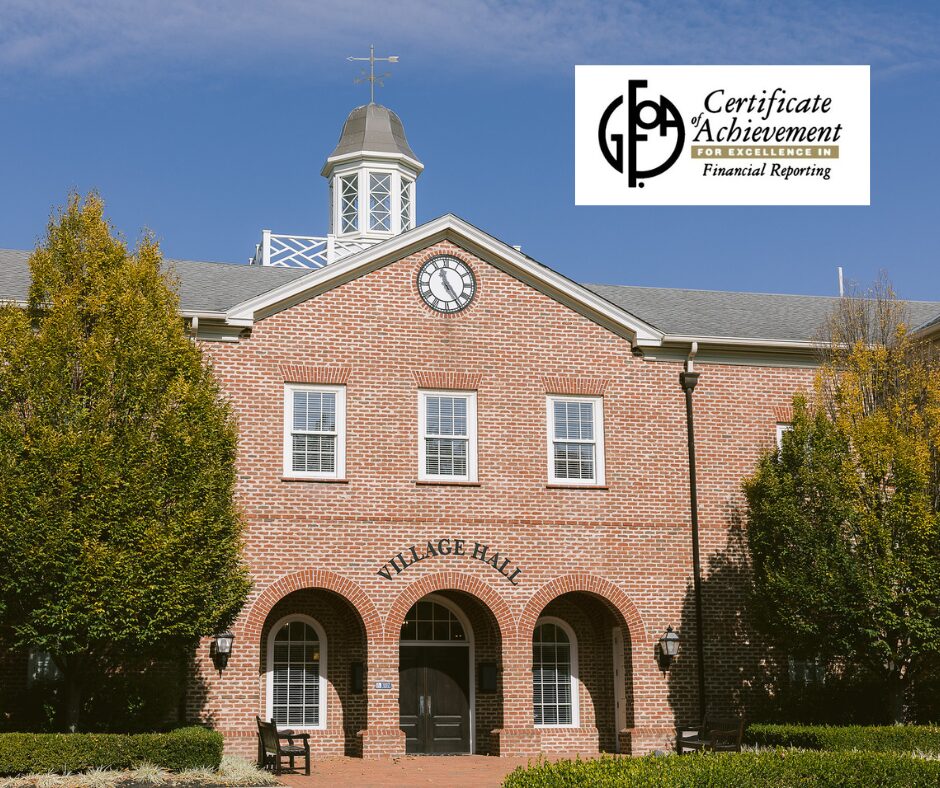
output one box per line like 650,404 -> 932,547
0,728 -> 278,786
0,754 -> 277,787
745,723 -> 940,754
502,750 -> 940,787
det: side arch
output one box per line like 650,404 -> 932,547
519,573 -> 647,645
383,571 -> 517,641
242,569 -> 382,646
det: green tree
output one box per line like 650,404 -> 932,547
0,194 -> 250,731
744,278 -> 940,723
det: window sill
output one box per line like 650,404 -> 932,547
415,480 -> 482,487
280,476 -> 349,484
545,484 -> 608,490
534,723 -> 580,729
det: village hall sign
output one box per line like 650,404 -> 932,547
377,538 -> 523,585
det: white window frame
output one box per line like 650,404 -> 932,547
533,616 -> 580,728
283,384 -> 346,479
400,177 -> 413,231
338,174 -> 359,234
418,390 -> 478,482
546,395 -> 605,486
265,614 -> 328,730
776,422 -> 793,450
368,170 -> 393,233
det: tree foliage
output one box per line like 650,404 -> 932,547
0,194 -> 250,729
744,277 -> 940,722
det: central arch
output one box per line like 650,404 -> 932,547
386,573 -> 512,755
384,571 -> 515,641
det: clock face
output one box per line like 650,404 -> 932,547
417,255 -> 476,313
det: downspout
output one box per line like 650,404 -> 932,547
679,342 -> 707,723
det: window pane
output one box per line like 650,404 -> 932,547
425,396 -> 467,437
340,175 -> 358,233
401,179 -> 412,230
400,601 -> 465,640
293,392 -> 336,433
426,438 -> 468,476
369,173 -> 391,231
270,621 -> 320,727
553,442 -> 594,480
293,435 -> 336,473
553,400 -> 594,440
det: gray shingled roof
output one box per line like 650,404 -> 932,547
0,248 -> 308,314
326,103 -> 418,162
2,247 -> 939,343
585,283 -> 940,343
917,313 -> 940,333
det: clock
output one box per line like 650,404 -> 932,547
417,255 -> 476,313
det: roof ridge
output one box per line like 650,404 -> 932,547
584,282 -> 940,307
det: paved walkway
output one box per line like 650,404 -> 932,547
278,755 -> 560,788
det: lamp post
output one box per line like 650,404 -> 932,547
680,346 -> 707,723
212,631 -> 235,670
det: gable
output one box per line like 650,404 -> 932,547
224,215 -> 664,346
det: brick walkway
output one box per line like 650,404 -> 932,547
277,755 -> 564,788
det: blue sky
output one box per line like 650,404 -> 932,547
1,1 -> 938,299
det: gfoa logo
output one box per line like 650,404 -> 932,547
598,79 -> 685,188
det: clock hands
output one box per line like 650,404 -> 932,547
439,269 -> 459,300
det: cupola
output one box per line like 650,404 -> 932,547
321,103 -> 423,240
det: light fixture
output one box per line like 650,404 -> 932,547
212,631 -> 235,670
658,626 -> 680,672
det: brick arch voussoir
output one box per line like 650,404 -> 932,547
241,569 -> 382,648
520,573 -> 647,646
383,571 -> 517,642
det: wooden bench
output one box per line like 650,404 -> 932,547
256,716 -> 311,775
675,717 -> 744,754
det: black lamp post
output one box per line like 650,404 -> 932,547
680,347 -> 707,724
212,631 -> 235,670
658,626 -> 680,672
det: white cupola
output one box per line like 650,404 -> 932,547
321,103 -> 423,241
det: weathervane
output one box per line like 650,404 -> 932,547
348,44 -> 399,104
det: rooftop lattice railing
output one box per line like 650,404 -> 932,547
250,230 -> 378,268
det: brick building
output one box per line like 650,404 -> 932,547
2,102 -> 939,758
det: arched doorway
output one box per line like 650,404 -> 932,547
399,594 -> 473,755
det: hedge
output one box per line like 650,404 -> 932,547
0,726 -> 223,776
746,723 -> 940,754
502,751 -> 940,787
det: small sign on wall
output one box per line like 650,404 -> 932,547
374,680 -> 393,690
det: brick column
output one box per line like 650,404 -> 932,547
494,636 -> 540,757
360,639 -> 406,758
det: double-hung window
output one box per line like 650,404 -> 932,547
547,396 -> 605,485
283,384 -> 346,479
418,390 -> 477,482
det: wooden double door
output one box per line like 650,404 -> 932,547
399,645 -> 471,754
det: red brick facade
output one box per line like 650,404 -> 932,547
180,238 -> 814,758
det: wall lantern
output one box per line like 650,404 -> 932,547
658,626 -> 680,672
212,631 -> 235,670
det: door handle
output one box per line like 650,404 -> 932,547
427,695 -> 431,718
419,695 -> 424,715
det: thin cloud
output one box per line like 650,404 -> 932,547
0,0 -> 937,83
